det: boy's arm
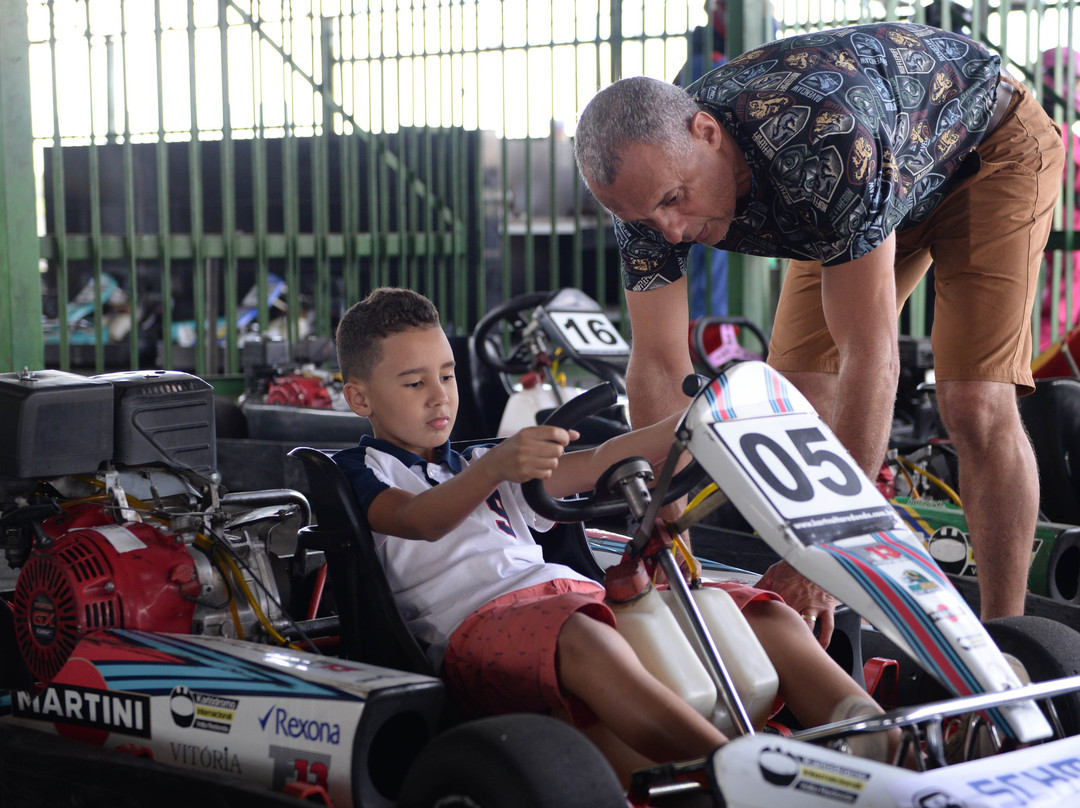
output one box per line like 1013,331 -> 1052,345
544,412 -> 683,499
365,426 -> 578,541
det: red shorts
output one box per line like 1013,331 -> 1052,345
442,577 -> 780,726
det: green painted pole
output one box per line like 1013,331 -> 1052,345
0,0 -> 43,372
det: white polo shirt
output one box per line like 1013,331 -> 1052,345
334,437 -> 597,668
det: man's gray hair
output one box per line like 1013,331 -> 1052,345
574,76 -> 701,189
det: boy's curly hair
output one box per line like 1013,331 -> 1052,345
336,287 -> 441,381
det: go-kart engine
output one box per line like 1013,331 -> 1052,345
13,502 -> 287,683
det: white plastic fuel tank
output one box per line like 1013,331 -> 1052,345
607,586 -> 718,719
659,587 -> 779,735
609,584 -> 779,736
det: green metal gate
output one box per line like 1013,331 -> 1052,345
1,0 -> 1077,377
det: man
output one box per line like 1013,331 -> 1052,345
574,22 -> 1064,645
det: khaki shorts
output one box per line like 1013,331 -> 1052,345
769,75 -> 1065,395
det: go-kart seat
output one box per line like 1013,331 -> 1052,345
287,446 -> 606,677
289,446 -> 434,675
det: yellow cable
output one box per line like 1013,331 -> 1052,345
67,476 -> 170,525
226,592 -> 245,640
896,455 -> 963,507
195,533 -> 296,648
685,483 -> 718,514
192,534 -> 245,638
671,532 -> 701,583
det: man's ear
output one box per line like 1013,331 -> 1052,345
690,110 -> 723,148
343,381 -> 372,417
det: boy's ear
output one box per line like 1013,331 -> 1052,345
343,381 -> 372,417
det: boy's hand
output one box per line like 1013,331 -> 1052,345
489,426 -> 580,483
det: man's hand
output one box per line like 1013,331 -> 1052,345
757,560 -> 838,648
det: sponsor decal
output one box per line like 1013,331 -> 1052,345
268,745 -> 331,791
894,752 -> 1080,807
902,569 -> 940,593
169,685 -> 238,734
911,788 -> 963,808
929,603 -> 960,624
169,741 -> 242,774
12,682 -> 150,739
258,705 -> 341,745
758,745 -> 869,804
967,755 -> 1080,804
29,594 -> 58,646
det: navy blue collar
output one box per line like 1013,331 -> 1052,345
358,434 -> 463,473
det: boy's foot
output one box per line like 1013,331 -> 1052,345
827,695 -> 890,763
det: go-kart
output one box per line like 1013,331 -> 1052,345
515,359 -> 1080,807
466,287 -> 631,443
0,368 -> 624,808
6,360 -> 1080,808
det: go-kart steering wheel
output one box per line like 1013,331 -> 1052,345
522,384 -> 705,522
471,291 -> 555,375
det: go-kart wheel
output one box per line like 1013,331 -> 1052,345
395,714 -> 626,808
522,383 -> 706,521
984,615 -> 1080,737
472,291 -> 555,375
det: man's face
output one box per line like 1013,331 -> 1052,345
590,117 -> 742,247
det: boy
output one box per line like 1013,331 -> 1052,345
334,287 -> 889,780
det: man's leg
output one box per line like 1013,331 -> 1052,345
935,379 -> 1037,619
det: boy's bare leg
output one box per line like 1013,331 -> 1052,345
556,612 -> 728,765
747,599 -> 921,767
743,600 -> 876,727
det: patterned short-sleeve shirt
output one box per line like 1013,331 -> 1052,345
616,22 -> 1002,291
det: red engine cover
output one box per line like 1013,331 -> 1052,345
265,375 -> 332,408
13,504 -> 200,682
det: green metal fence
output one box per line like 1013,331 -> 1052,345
1,0 -> 1077,377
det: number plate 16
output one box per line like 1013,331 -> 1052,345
547,311 -> 630,356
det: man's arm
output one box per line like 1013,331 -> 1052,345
814,231 -> 900,477
762,232 -> 901,644
624,277 -> 695,430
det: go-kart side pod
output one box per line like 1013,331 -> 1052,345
0,629 -> 443,808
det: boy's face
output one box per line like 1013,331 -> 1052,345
343,325 -> 458,461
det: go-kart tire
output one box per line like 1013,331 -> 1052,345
984,615 -> 1080,737
396,714 -> 626,808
